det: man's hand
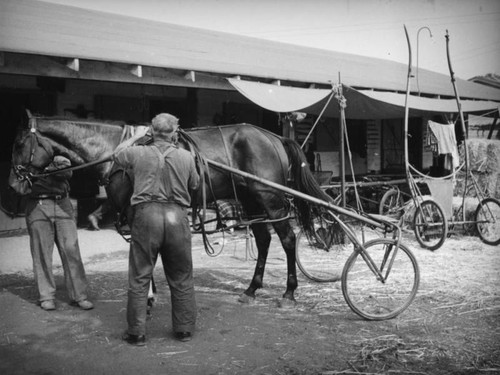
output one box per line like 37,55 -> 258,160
134,126 -> 150,139
114,126 -> 151,154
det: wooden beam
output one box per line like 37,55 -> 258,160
0,53 -> 232,90
67,58 -> 79,71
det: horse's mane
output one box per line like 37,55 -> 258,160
28,116 -> 128,167
34,116 -> 126,129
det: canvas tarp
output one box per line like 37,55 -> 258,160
228,78 -> 499,120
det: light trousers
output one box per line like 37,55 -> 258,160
25,198 -> 88,302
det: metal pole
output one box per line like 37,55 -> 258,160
205,157 -> 383,228
446,30 -> 469,222
403,25 -> 418,201
339,84 -> 346,208
416,26 -> 432,95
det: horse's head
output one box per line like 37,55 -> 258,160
8,126 -> 55,195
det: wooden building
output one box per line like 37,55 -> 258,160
1,0 -> 499,233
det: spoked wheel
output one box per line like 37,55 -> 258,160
341,238 -> 419,320
475,198 -> 500,246
295,220 -> 353,282
413,199 -> 448,250
379,188 -> 405,216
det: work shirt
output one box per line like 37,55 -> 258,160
114,140 -> 200,207
30,156 -> 72,198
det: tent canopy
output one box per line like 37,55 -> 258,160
228,78 -> 499,120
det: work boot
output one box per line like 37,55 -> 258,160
122,332 -> 146,346
72,300 -> 94,310
41,300 -> 56,311
174,332 -> 192,342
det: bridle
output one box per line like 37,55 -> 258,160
12,118 -> 54,187
13,116 -> 116,187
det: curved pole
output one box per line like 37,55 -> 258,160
416,26 -> 432,95
445,30 -> 468,221
403,25 -> 419,203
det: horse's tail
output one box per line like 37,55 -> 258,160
281,137 -> 332,238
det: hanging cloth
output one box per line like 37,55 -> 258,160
427,120 -> 460,170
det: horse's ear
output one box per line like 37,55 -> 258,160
18,107 -> 31,129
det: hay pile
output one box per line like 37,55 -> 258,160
457,139 -> 500,199
399,139 -> 500,230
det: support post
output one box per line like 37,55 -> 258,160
487,110 -> 499,140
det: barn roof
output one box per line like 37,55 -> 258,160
1,0 -> 499,103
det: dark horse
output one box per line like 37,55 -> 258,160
8,114 -> 331,305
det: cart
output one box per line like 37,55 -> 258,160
206,158 -> 420,321
402,28 -> 500,250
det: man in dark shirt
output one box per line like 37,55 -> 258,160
26,155 -> 93,311
115,113 -> 200,346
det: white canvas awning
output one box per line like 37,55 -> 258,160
228,78 -> 500,120
227,78 -> 334,113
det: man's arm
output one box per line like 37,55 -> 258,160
114,126 -> 150,154
47,156 -> 72,180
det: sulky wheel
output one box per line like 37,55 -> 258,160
295,220 -> 352,283
413,199 -> 448,251
379,188 -> 405,216
341,238 -> 420,320
475,198 -> 500,246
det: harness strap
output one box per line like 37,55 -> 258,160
218,127 -> 243,222
177,129 -> 225,256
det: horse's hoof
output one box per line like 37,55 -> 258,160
238,293 -> 255,304
278,298 -> 297,309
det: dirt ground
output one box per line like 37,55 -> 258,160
0,224 -> 499,375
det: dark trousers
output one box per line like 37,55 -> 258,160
127,202 -> 196,336
25,197 -> 88,302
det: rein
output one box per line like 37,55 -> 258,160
29,155 -> 114,179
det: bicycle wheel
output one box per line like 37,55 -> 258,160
295,226 -> 352,282
475,198 -> 500,246
379,188 -> 404,216
341,238 -> 419,320
413,200 -> 448,250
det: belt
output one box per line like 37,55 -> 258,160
32,194 -> 66,200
